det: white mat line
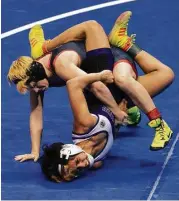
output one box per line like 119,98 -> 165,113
1,0 -> 135,39
147,132 -> 179,201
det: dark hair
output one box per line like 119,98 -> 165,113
40,142 -> 66,182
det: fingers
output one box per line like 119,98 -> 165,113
115,110 -> 128,126
14,154 -> 35,162
34,156 -> 39,162
122,116 -> 128,126
101,70 -> 114,83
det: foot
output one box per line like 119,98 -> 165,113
29,25 -> 46,59
127,106 -> 141,126
148,118 -> 173,151
109,11 -> 134,51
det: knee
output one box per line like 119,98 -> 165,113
114,75 -> 133,88
85,20 -> 104,32
166,67 -> 175,83
161,67 -> 175,84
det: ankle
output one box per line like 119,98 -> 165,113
127,44 -> 142,58
42,40 -> 50,54
147,108 -> 161,121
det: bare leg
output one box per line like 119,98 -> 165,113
29,22 -> 128,122
136,51 -> 174,97
45,21 -> 110,52
113,62 -> 156,114
29,21 -> 110,59
109,11 -> 173,151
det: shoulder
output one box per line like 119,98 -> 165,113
91,160 -> 103,169
73,114 -> 97,134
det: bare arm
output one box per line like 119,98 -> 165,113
14,91 -> 44,162
67,71 -> 113,133
53,53 -> 127,123
30,91 -> 44,157
89,81 -> 128,123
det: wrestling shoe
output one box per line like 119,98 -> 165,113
148,118 -> 173,151
109,11 -> 133,51
127,106 -> 141,126
29,25 -> 46,59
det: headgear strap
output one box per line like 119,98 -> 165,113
58,144 -> 94,176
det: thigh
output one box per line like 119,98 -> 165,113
137,73 -> 173,97
85,21 -> 110,51
111,45 -> 137,78
54,53 -> 87,81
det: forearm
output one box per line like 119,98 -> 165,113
68,73 -> 120,111
30,110 -> 43,154
90,82 -> 121,115
46,22 -> 87,52
30,129 -> 42,154
70,73 -> 102,89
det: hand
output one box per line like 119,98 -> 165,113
100,70 -> 114,84
114,99 -> 128,125
114,110 -> 128,126
14,152 -> 39,162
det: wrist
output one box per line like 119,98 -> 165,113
99,72 -> 105,82
31,150 -> 39,156
31,145 -> 40,155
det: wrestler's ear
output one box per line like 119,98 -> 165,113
51,175 -> 63,183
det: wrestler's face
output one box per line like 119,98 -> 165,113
62,152 -> 90,181
28,78 -> 49,93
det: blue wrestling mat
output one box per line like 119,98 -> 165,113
2,0 -> 179,199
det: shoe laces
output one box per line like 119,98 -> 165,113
155,121 -> 166,140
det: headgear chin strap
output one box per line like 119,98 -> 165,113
58,144 -> 94,175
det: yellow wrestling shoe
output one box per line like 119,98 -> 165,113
127,106 -> 141,126
29,25 -> 45,59
148,118 -> 173,151
109,11 -> 133,51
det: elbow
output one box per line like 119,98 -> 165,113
75,118 -> 92,130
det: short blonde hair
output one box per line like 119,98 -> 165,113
7,56 -> 33,94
